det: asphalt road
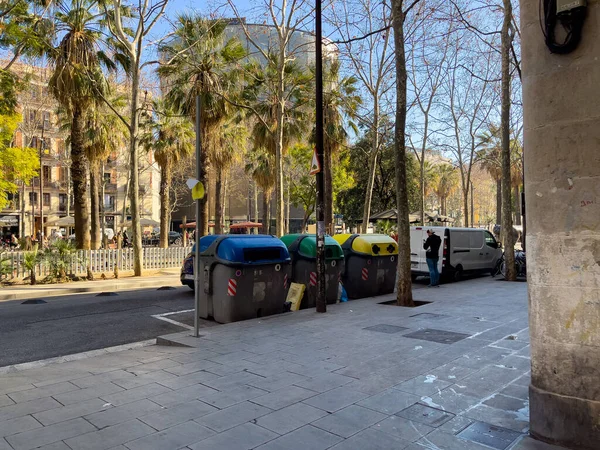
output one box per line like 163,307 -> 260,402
0,285 -> 215,368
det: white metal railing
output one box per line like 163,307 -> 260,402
0,246 -> 192,279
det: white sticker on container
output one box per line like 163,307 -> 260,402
275,264 -> 281,272
391,256 -> 395,262
331,260 -> 337,267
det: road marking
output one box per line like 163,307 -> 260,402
151,309 -> 195,330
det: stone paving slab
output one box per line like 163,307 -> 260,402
0,277 -> 559,450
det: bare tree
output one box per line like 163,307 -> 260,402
500,0 -> 515,280
102,0 -> 169,276
407,11 -> 452,225
390,0 -> 425,307
328,0 -> 395,233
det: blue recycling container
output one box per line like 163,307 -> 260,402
198,235 -> 292,323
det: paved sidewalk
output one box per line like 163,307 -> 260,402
0,277 -> 565,450
0,269 -> 181,302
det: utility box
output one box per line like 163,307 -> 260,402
333,234 -> 398,299
280,234 -> 344,309
198,235 -> 291,324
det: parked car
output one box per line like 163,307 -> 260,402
410,226 -> 502,282
180,243 -> 195,290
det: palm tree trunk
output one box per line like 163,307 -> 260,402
159,164 -> 170,248
441,196 -> 446,216
391,1 -> 414,307
198,125 -> 209,237
71,105 -> 90,250
253,182 -> 259,234
262,189 -> 271,235
215,167 -> 224,234
275,51 -> 286,237
324,143 -> 333,234
90,162 -> 101,250
496,178 -> 502,224
501,0 -> 516,281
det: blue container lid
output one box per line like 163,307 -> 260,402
191,235 -> 220,254
206,235 -> 290,264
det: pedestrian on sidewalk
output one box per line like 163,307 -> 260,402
423,229 -> 441,287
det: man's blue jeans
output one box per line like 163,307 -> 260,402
426,257 -> 440,286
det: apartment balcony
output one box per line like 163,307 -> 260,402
104,183 -> 117,192
44,180 -> 66,190
103,205 -> 116,213
1,201 -> 19,212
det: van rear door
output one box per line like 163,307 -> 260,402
410,227 -> 427,273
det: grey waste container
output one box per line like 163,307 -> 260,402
198,235 -> 291,324
280,234 -> 344,309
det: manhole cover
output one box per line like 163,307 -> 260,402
96,292 -> 118,297
397,403 -> 454,427
379,300 -> 432,307
410,313 -> 446,319
363,324 -> 408,334
403,328 -> 470,344
457,421 -> 522,449
21,299 -> 47,304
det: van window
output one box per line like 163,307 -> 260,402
469,232 -> 484,249
452,231 -> 469,248
484,231 -> 497,248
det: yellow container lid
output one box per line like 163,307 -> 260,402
334,234 -> 398,256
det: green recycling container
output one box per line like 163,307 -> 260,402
280,234 -> 344,308
333,234 -> 398,299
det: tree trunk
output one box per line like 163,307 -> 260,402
215,167 -> 224,234
90,163 -> 101,250
159,164 -> 170,248
129,57 -> 143,276
420,159 -> 425,225
501,0 -> 516,281
514,185 -> 521,226
362,104 -> 379,234
275,51 -> 286,237
496,178 -> 502,224
463,190 -> 469,227
253,182 -> 259,234
262,189 -> 271,235
391,1 -> 414,307
71,105 -> 90,250
286,176 -> 290,234
324,142 -> 333,234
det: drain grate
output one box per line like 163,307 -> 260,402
457,421 -> 522,450
96,292 -> 118,297
157,286 -> 176,291
363,324 -> 408,334
21,299 -> 47,304
409,313 -> 447,319
396,403 -> 455,427
403,328 -> 470,344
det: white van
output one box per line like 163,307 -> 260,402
410,226 -> 502,282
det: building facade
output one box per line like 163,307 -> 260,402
0,62 -> 160,240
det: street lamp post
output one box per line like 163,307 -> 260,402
315,0 -> 326,313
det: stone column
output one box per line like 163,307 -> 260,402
521,1 -> 600,448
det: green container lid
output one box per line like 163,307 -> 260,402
280,234 -> 344,260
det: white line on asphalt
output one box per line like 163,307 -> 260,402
151,309 -> 195,330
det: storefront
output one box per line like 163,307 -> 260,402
0,215 -> 20,239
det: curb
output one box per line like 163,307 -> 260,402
0,276 -> 183,302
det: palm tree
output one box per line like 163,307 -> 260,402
245,149 -> 275,234
320,60 -> 361,233
433,163 -> 458,215
158,16 -> 245,237
477,126 -> 503,224
213,117 -> 248,234
85,95 -> 128,249
246,54 -> 312,235
140,100 -> 194,247
48,0 -> 112,250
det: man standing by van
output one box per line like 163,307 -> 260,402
424,230 -> 442,287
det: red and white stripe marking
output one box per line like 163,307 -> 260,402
227,278 -> 237,296
361,268 -> 369,281
309,271 -> 317,287
283,274 -> 288,289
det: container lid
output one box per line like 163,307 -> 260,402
209,235 -> 290,264
195,235 -> 219,254
281,234 -> 344,260
351,234 -> 398,256
333,234 -> 353,247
